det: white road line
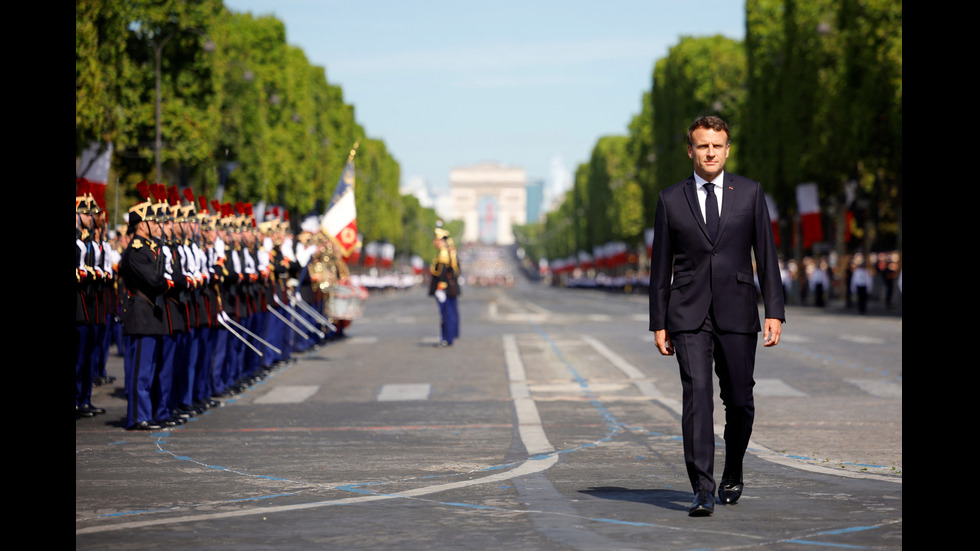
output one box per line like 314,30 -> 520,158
523,301 -> 553,315
839,335 -> 886,345
754,378 -> 808,397
504,334 -> 556,456
602,335 -> 899,483
581,335 -> 664,398
845,378 -> 902,398
254,385 -> 320,404
77,335 -> 561,535
76,454 -> 559,535
377,384 -> 432,401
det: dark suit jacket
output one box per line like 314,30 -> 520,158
648,172 -> 784,334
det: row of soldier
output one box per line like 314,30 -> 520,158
75,179 -> 348,430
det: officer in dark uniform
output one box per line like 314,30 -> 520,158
118,183 -> 169,430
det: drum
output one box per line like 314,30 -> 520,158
325,281 -> 369,320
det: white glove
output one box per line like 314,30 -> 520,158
434,289 -> 446,303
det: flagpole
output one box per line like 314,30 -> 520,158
348,141 -> 360,165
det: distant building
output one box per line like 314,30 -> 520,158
399,176 -> 434,209
449,163 -> 527,245
526,179 -> 544,224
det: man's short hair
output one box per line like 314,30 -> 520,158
687,115 -> 730,146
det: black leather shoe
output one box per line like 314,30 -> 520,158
688,489 -> 714,516
83,404 -> 106,415
719,478 -> 744,504
130,421 -> 163,431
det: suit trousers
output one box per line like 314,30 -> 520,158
671,309 -> 757,494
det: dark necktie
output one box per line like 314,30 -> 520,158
704,183 -> 719,240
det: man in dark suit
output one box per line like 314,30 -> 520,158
648,116 -> 784,516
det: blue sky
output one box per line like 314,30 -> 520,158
223,0 -> 745,201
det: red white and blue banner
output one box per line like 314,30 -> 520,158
796,183 -> 823,250
78,142 -> 113,209
322,157 -> 358,258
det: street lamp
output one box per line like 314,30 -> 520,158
152,31 -> 214,183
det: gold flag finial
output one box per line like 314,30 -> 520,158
348,141 -> 360,163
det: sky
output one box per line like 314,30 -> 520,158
223,0 -> 745,206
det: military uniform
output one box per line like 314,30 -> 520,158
76,180 -> 106,418
118,184 -> 170,430
428,228 -> 460,347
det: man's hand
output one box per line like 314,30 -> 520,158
763,318 -> 782,347
654,329 -> 674,356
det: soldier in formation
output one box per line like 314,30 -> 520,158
84,181 -> 348,429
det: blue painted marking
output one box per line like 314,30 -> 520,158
817,526 -> 878,535
98,508 -> 171,518
336,484 -> 382,495
444,502 -> 498,510
783,540 -> 867,548
594,517 -> 653,527
227,493 -> 297,503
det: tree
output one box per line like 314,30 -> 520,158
651,35 -> 746,197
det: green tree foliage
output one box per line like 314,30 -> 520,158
743,0 -> 902,252
521,2 -> 900,271
76,2 -> 443,263
353,138 -> 403,247
76,0 -> 140,154
126,0 -> 224,177
397,194 -> 439,260
651,36 -> 746,195
627,92 -> 656,230
743,0 -> 837,212
585,136 -> 643,245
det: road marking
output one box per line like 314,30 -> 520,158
582,335 -> 664,398
377,384 -> 432,401
254,385 -> 320,404
523,301 -> 552,315
754,378 -> 807,397
839,335 -> 886,345
504,334 -> 556,455
77,337 -> 560,536
528,382 -> 631,393
845,379 -> 902,398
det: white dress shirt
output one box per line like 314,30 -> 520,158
693,171 -> 724,224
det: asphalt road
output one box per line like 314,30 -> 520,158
76,272 -> 902,550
